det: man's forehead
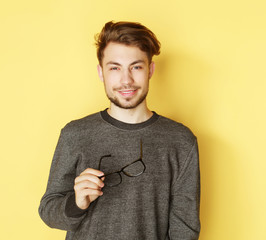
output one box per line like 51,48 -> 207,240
102,42 -> 149,65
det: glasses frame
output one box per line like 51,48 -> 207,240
98,140 -> 145,187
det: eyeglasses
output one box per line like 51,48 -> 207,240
98,140 -> 146,187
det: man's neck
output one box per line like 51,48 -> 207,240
107,102 -> 153,124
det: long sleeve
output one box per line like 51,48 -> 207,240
38,127 -> 87,231
169,139 -> 201,240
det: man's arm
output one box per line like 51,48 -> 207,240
38,127 -> 104,231
169,139 -> 201,240
38,127 -> 86,231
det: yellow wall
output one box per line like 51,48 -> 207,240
1,0 -> 266,239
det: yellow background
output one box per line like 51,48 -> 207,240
1,0 -> 266,239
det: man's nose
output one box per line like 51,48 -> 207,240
121,70 -> 134,85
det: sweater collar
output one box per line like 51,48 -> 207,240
100,108 -> 159,130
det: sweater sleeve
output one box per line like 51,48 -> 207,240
169,139 -> 201,240
38,127 -> 87,231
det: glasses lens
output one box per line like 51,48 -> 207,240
123,160 -> 145,177
104,173 -> 122,187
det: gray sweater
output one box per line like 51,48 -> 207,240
39,109 -> 200,239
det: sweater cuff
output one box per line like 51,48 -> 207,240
65,193 -> 88,218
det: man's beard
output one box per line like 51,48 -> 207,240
106,87 -> 148,109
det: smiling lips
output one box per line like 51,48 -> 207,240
118,89 -> 138,97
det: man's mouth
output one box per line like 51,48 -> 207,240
118,89 -> 138,97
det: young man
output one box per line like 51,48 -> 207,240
39,21 -> 201,239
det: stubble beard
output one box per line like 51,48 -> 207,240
106,87 -> 149,109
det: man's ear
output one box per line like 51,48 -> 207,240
97,64 -> 104,82
149,61 -> 155,79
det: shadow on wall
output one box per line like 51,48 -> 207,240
150,50 -> 241,238
197,133 -> 240,238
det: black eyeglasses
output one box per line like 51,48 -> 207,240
98,140 -> 146,187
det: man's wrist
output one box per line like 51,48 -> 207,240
65,193 -> 88,218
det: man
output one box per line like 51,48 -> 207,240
39,21 -> 201,239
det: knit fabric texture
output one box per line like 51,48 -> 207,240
39,109 -> 201,239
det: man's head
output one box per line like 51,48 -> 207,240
95,21 -> 160,67
95,21 -> 160,110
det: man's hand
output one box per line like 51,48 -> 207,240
74,168 -> 105,210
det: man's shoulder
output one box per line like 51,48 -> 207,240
61,111 -> 102,134
156,114 -> 197,142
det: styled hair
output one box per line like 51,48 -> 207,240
95,21 -> 161,65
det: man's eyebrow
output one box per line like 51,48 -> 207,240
105,60 -> 145,66
130,60 -> 145,65
106,61 -> 122,66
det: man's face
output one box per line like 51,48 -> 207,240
97,42 -> 155,110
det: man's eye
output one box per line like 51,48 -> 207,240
132,66 -> 142,70
110,67 -> 119,70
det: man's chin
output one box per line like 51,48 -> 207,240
112,101 -> 139,110
108,98 -> 144,110
107,91 -> 148,110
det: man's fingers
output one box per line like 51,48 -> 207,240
80,188 -> 103,198
80,168 -> 104,177
74,168 -> 105,209
74,180 -> 102,191
75,173 -> 104,188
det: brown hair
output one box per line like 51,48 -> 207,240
95,21 -> 161,66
